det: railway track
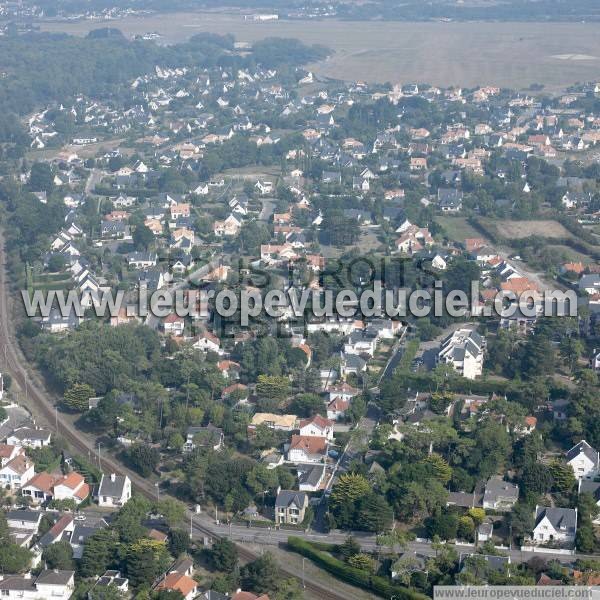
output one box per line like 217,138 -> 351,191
0,233 -> 359,600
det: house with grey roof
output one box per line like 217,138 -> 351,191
533,506 -> 577,545
298,464 -> 326,492
0,569 -> 75,599
437,329 -> 484,379
483,476 -> 519,511
97,473 -> 132,508
275,490 -> 308,525
566,440 -> 599,480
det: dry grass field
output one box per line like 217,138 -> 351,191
39,12 -> 600,90
494,219 -> 572,239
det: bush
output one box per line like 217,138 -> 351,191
287,537 -> 427,600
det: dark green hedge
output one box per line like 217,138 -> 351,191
286,536 -> 427,600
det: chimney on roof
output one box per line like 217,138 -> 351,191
110,473 -> 116,482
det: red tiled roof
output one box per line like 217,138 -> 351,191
289,435 -> 327,455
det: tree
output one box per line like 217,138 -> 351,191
125,539 -> 171,589
0,544 -> 31,573
424,453 -> 453,485
210,538 -> 238,572
63,383 -> 94,412
358,493 -> 394,533
468,508 -> 486,526
347,553 -> 375,572
549,460 -> 576,494
426,512 -> 459,541
457,516 -> 475,541
80,529 -> 119,577
29,162 -> 54,193
42,540 -> 74,570
88,587 -> 127,600
255,375 -> 290,401
125,444 -> 160,477
339,536 -> 361,561
133,224 -> 155,250
155,498 -> 185,528
240,552 -> 280,595
167,529 -> 190,558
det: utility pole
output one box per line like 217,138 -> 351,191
54,406 -> 58,433
189,513 -> 193,540
302,558 -> 306,589
97,442 -> 102,469
155,482 -> 160,501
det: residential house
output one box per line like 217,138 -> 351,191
275,490 -> 308,525
482,476 -> 519,511
6,509 -> 43,533
21,472 -> 56,504
97,473 -> 132,507
298,464 -> 326,492
0,570 -> 75,600
183,424 -> 224,452
249,413 -> 297,433
566,440 -> 599,480
7,427 -> 52,448
327,397 -> 350,421
153,573 -> 198,600
88,571 -> 129,597
298,415 -> 334,441
532,506 -> 577,545
0,454 -> 35,490
162,314 -> 185,337
53,471 -> 90,504
437,329 -> 485,379
287,435 -> 327,464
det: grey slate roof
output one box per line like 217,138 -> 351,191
484,476 -> 519,504
275,490 -> 307,510
35,570 -> 75,586
98,474 -> 128,498
566,440 -> 598,465
579,479 -> 600,501
298,464 -> 325,488
535,506 -> 577,534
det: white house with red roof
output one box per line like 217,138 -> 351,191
287,435 -> 328,465
298,415 -> 334,441
162,313 -> 185,336
192,331 -> 221,354
53,472 -> 90,504
327,397 -> 350,421
327,383 -> 359,403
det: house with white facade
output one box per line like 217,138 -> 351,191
97,473 -> 132,507
532,506 -> 577,545
287,435 -> 327,464
566,440 -> 599,480
298,415 -> 334,441
437,329 -> 484,379
0,570 -> 75,599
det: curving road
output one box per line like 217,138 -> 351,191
0,231 -> 357,600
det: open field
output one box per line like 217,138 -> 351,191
435,216 -> 483,243
493,219 -> 572,239
38,12 -> 600,90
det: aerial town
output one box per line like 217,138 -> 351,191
0,2 -> 600,599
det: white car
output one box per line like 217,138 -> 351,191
74,514 -> 86,522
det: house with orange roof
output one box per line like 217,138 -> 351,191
298,415 -> 334,441
21,472 -> 56,503
231,592 -> 270,600
53,471 -> 90,504
287,435 -> 328,464
153,572 -> 198,600
327,397 -> 350,421
0,453 -> 35,490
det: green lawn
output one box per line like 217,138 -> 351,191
435,216 -> 482,244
